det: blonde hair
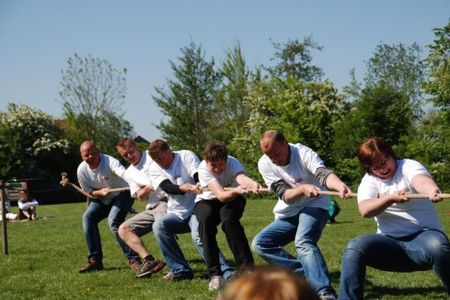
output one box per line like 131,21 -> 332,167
221,266 -> 319,300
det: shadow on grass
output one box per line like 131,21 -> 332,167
365,279 -> 447,298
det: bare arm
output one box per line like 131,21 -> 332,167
235,173 -> 262,193
135,184 -> 154,202
358,191 -> 409,218
411,174 -> 442,202
208,180 -> 246,203
325,173 -> 352,199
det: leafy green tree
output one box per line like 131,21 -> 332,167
332,85 -> 415,185
364,42 -> 425,108
214,43 -> 252,144
267,36 -> 324,82
423,20 -> 450,110
153,41 -> 222,154
0,104 -> 70,179
59,53 -> 134,154
402,20 -> 450,190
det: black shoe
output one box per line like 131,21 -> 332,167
79,258 -> 103,273
163,270 -> 194,281
136,259 -> 166,278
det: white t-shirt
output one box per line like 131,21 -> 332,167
147,150 -> 200,220
358,159 -> 442,237
258,143 -> 329,220
195,155 -> 245,202
124,151 -> 166,207
77,153 -> 128,204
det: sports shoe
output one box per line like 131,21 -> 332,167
136,259 -> 165,278
318,291 -> 337,300
162,271 -> 194,281
79,258 -> 103,273
129,258 -> 141,272
208,275 -> 225,291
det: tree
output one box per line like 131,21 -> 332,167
153,41 -> 222,154
267,36 -> 324,82
423,20 -> 450,110
59,53 -> 134,154
215,43 -> 251,143
0,103 -> 70,179
402,20 -> 450,190
364,42 -> 425,108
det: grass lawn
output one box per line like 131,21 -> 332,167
1,196 -> 449,299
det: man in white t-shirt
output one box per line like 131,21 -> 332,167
148,139 -> 235,282
252,130 -> 351,300
77,140 -> 139,273
116,138 -> 167,278
338,136 -> 450,299
194,143 -> 261,291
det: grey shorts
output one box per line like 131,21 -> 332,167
122,200 -> 168,237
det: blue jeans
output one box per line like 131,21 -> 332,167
252,207 -> 332,294
339,229 -> 450,299
153,213 -> 235,278
82,192 -> 138,261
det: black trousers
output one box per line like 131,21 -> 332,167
194,195 -> 254,277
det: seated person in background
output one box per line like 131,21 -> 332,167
338,136 -> 450,300
18,189 -> 38,221
219,265 -> 320,300
194,143 -> 260,291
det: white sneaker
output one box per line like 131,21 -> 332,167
208,275 -> 225,291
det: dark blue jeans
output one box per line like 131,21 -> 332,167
338,229 -> 450,299
82,192 -> 138,261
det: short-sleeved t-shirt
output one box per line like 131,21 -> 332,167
124,151 -> 166,206
195,155 -> 245,202
77,153 -> 128,205
358,159 -> 442,237
258,143 -> 329,219
147,150 -> 200,220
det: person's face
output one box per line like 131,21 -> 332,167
370,155 -> 396,179
80,144 -> 100,168
117,144 -> 141,165
207,160 -> 226,176
261,138 -> 290,166
19,191 -> 28,198
152,150 -> 174,169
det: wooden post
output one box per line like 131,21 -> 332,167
0,180 -> 9,255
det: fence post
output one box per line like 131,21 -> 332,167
0,180 -> 9,255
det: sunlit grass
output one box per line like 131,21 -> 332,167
0,197 -> 449,299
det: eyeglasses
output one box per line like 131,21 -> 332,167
371,157 -> 389,173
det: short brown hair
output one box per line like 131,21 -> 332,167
116,138 -> 136,150
203,143 -> 228,162
357,136 -> 396,174
222,265 -> 319,300
147,139 -> 170,159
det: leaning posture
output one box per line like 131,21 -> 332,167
338,136 -> 450,299
194,143 -> 260,291
252,130 -> 351,300
116,138 -> 167,278
77,140 -> 139,273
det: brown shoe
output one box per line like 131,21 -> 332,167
136,259 -> 166,278
79,258 -> 103,273
129,258 -> 141,272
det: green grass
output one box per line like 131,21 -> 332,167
1,197 -> 449,299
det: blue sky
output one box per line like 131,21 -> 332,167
0,0 -> 449,141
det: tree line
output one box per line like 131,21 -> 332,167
1,21 -> 448,190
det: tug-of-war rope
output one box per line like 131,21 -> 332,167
60,172 -> 450,200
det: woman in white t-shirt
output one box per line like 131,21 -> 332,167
338,136 -> 450,299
